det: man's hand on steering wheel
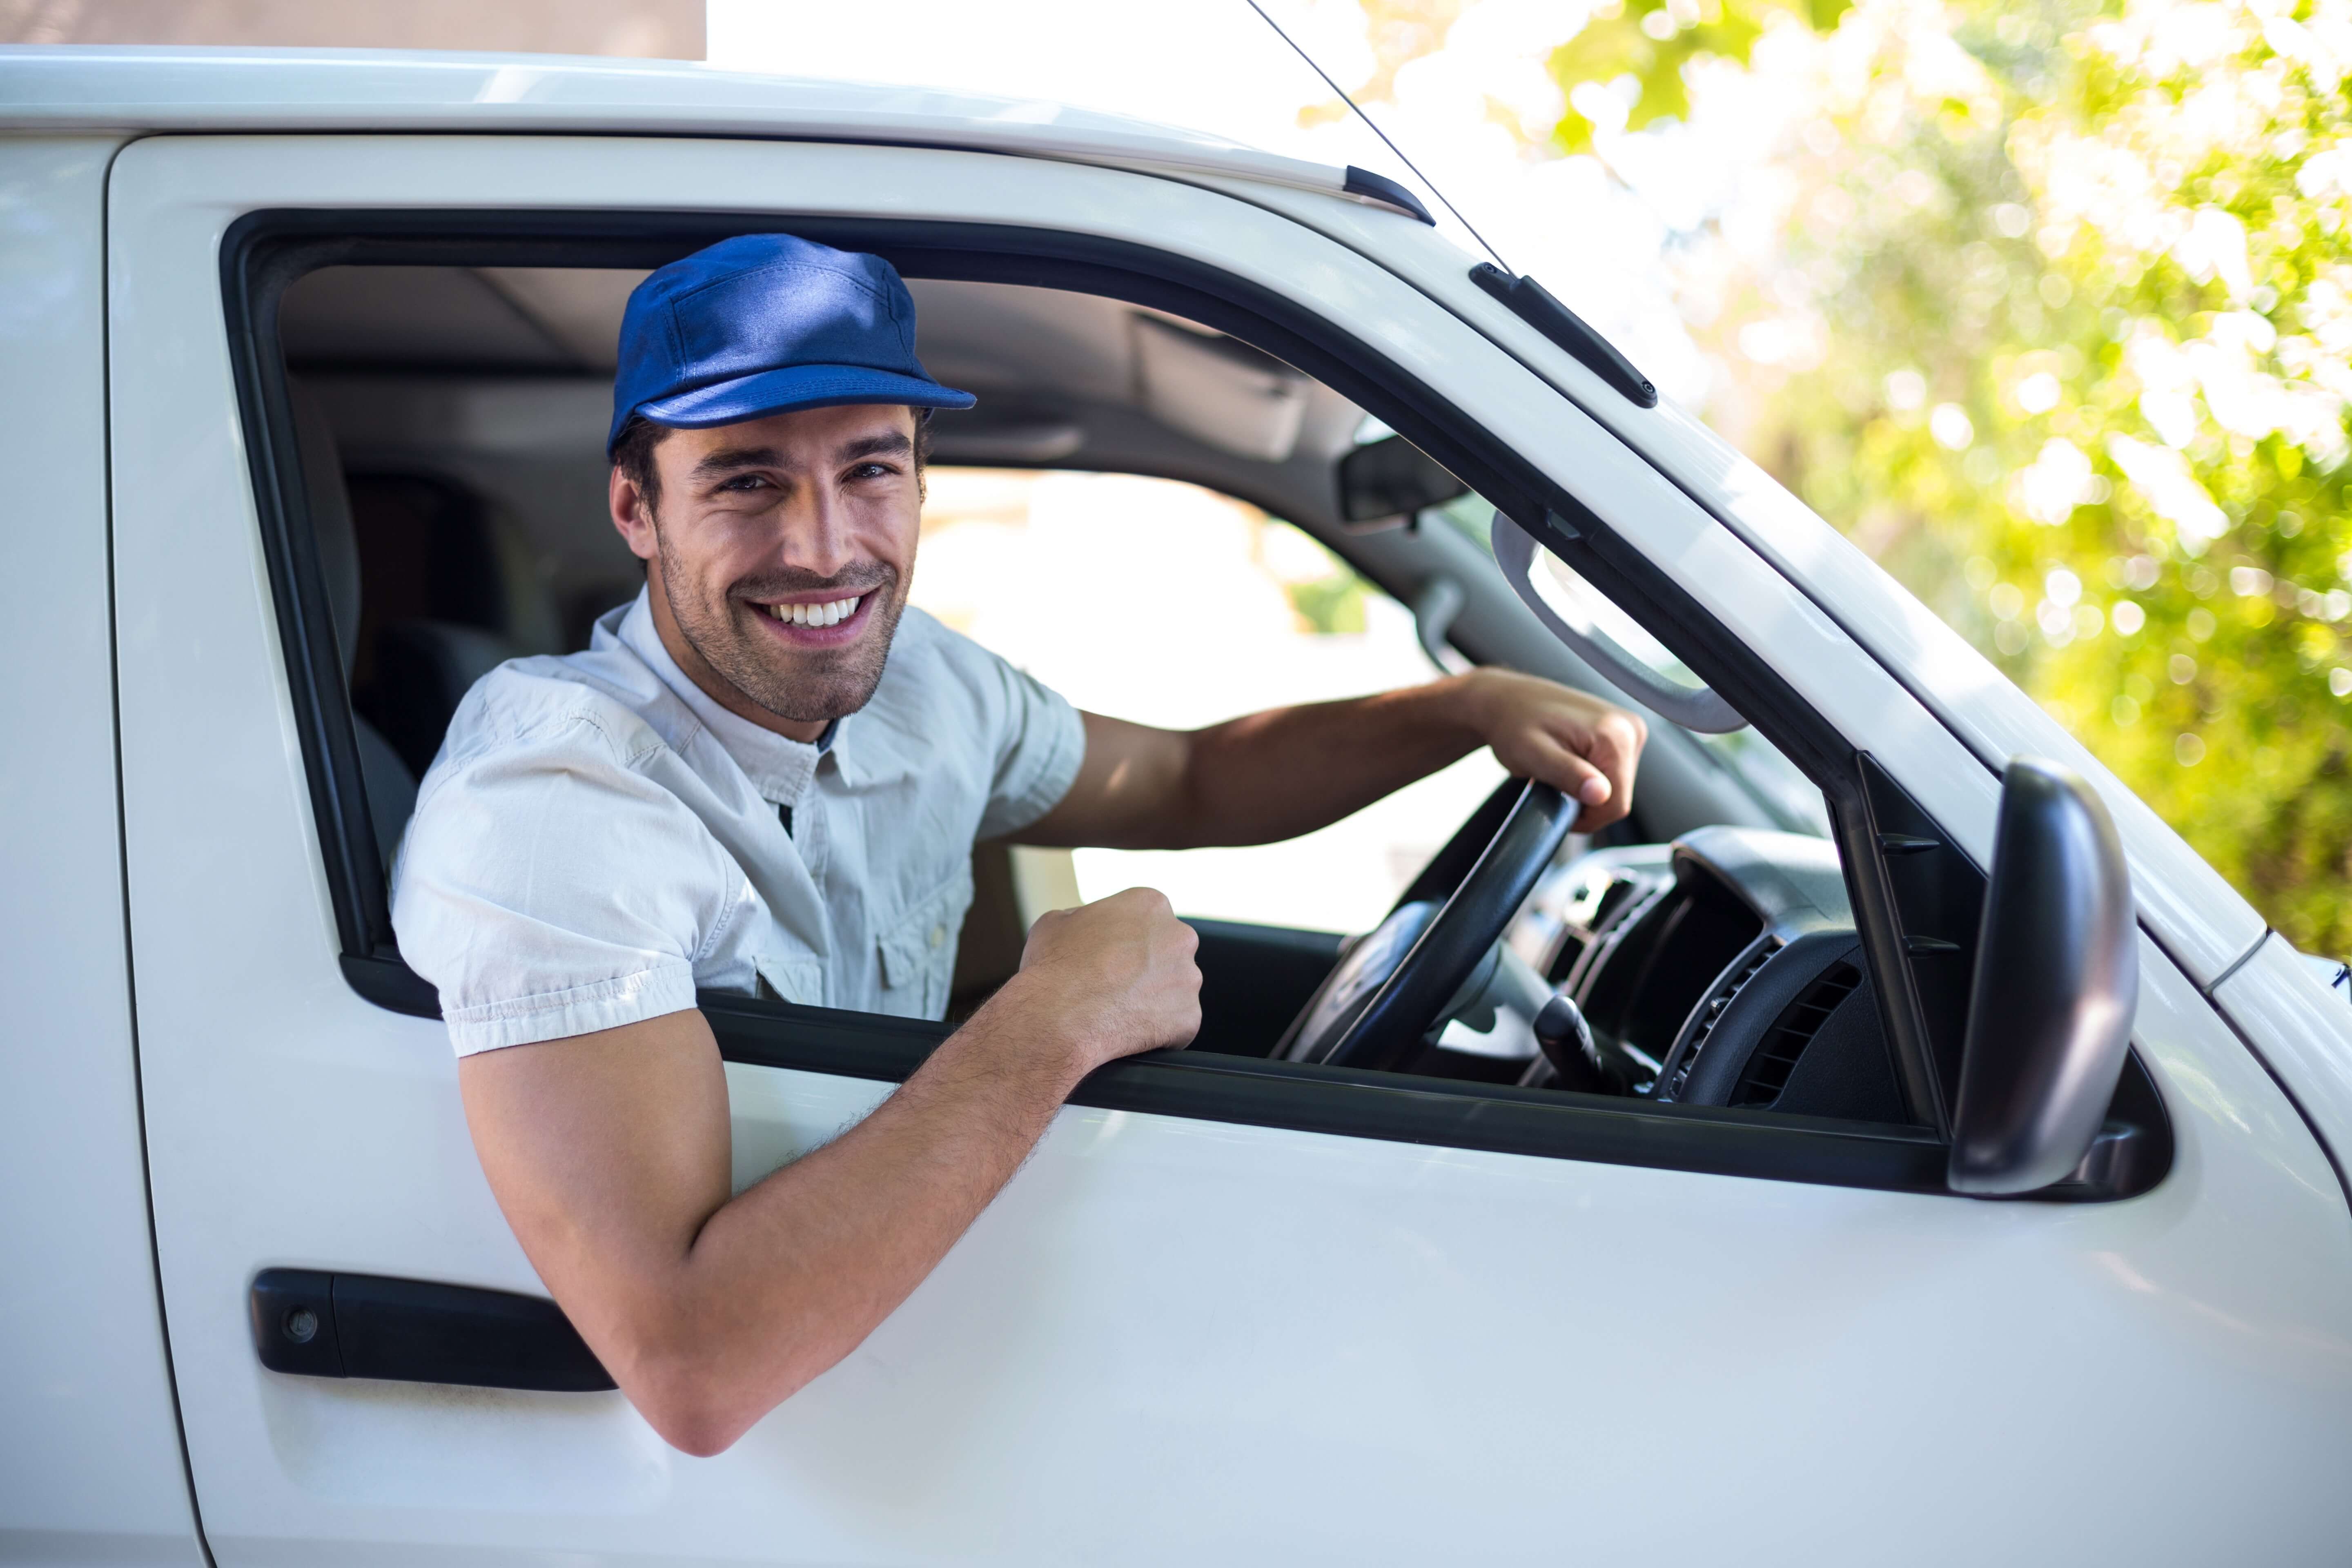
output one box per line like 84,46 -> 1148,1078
1456,669 -> 1648,834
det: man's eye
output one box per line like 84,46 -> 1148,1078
847,462 -> 894,481
717,474 -> 770,492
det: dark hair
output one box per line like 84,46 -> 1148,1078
609,407 -> 934,518
611,414 -> 670,515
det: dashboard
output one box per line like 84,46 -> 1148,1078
1506,828 -> 1914,1123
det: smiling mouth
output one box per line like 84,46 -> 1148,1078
760,593 -> 865,628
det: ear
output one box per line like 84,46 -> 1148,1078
911,406 -> 929,503
609,464 -> 659,564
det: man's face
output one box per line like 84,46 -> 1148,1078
610,403 -> 922,736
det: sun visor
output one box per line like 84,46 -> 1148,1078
1132,314 -> 1309,463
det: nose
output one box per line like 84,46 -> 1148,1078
774,481 -> 862,579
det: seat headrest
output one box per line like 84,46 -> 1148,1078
287,377 -> 361,677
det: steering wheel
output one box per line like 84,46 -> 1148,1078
1276,778 -> 1581,1071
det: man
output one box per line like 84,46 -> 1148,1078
393,234 -> 1646,1457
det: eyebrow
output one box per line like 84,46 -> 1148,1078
836,431 -> 914,464
687,445 -> 788,481
686,430 -> 914,483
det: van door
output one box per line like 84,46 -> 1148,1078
110,130 -> 2352,1566
0,133 -> 209,1568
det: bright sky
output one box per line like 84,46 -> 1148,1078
710,0 -> 1385,158
702,0 -> 1731,401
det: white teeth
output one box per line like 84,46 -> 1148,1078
771,595 -> 862,627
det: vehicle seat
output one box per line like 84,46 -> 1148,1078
291,379 -> 417,872
341,471 -> 542,778
368,618 -> 521,778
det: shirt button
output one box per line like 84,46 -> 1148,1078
929,924 -> 947,948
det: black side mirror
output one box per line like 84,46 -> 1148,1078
1337,435 -> 1468,526
1948,759 -> 2139,1195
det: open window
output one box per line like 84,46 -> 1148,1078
229,211 -> 2166,1200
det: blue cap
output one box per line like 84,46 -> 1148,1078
607,233 -> 975,454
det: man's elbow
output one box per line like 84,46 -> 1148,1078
616,1328 -> 825,1458
625,1355 -> 794,1457
642,1396 -> 754,1460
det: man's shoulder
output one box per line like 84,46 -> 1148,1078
855,608 -> 1077,804
433,644 -> 698,779
878,605 -> 1036,706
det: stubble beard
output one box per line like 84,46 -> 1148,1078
654,521 -> 907,727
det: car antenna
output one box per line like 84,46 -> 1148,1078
1241,0 -> 1512,273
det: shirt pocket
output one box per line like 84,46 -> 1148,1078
752,952 -> 824,1009
876,864 -> 976,1020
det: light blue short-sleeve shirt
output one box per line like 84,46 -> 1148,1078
391,589 -> 1086,1055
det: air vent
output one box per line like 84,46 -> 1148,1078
1666,940 -> 1779,1099
1552,871 -> 1674,988
1733,963 -> 1863,1109
1546,929 -> 1592,984
1588,876 -> 1639,931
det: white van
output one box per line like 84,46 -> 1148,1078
5,46 -> 2351,1568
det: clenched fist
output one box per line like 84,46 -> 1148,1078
1000,887 -> 1202,1077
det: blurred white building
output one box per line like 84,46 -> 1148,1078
0,0 -> 699,55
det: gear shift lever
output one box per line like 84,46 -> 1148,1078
1533,990 -> 1607,1093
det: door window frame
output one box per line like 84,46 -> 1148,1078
220,205 -> 2149,1198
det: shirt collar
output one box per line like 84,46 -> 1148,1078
614,588 -> 849,803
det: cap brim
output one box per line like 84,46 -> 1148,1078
630,363 -> 976,436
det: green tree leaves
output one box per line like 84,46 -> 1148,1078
1548,0 -> 1847,151
1533,0 -> 2352,948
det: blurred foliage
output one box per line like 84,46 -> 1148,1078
1298,0 -> 1469,128
1354,0 -> 1472,99
1261,516 -> 1373,633
1515,0 -> 2352,951
1549,0 -> 1852,149
1287,572 -> 1372,633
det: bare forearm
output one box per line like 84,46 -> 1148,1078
464,893 -> 1196,1459
1022,669 -> 1646,851
1165,680 -> 1481,849
614,986 -> 1081,1449
1020,681 -> 1482,851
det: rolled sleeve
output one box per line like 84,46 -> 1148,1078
392,714 -> 746,1055
439,965 -> 700,1054
977,660 -> 1087,840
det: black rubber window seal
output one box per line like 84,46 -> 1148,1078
224,205 -> 1991,1195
